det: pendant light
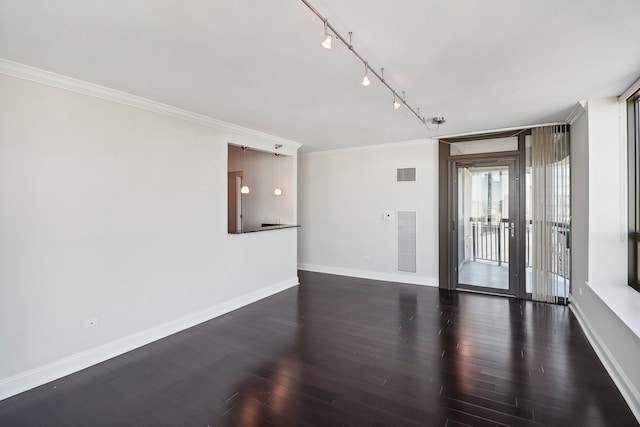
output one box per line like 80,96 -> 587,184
240,146 -> 250,194
274,149 -> 282,196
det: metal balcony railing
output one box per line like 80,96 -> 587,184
470,218 -> 570,278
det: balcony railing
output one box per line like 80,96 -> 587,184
470,218 -> 569,278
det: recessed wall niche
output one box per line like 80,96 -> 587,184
227,144 -> 295,233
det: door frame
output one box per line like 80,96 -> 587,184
439,133 -> 528,298
228,171 -> 243,233
452,157 -> 518,296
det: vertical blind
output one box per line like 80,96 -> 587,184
531,125 -> 571,303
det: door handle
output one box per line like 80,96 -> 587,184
506,222 -> 515,237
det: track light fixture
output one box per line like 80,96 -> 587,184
300,0 -> 445,129
321,19 -> 332,49
362,63 -> 371,87
393,93 -> 401,110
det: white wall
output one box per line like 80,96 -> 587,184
297,141 -> 439,286
569,98 -> 640,420
570,106 -> 589,292
0,72 -> 300,399
585,98 -> 627,286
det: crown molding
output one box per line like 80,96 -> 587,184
0,58 -> 302,150
566,101 -> 588,125
300,138 -> 436,157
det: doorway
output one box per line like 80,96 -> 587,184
438,134 -> 527,298
439,129 -> 571,302
456,159 -> 518,295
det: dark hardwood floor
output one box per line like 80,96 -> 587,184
1,271 -> 637,426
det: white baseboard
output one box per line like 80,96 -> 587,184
569,296 -> 640,422
298,263 -> 438,287
0,277 -> 299,401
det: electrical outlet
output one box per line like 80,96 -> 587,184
83,317 -> 98,328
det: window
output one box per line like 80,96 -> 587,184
628,90 -> 640,292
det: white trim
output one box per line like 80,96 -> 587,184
298,263 -> 438,287
620,75 -> 640,102
0,277 -> 299,401
300,139 -> 435,157
437,122 -> 565,140
569,296 -> 640,422
0,58 -> 302,151
566,101 -> 587,125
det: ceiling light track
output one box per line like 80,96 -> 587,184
300,0 -> 444,128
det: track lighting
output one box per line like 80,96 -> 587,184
321,20 -> 332,49
300,0 -> 446,129
362,64 -> 371,87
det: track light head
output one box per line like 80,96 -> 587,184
362,64 -> 371,87
393,94 -> 401,110
321,21 -> 332,49
321,34 -> 332,49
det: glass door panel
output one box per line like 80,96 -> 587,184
457,161 -> 516,293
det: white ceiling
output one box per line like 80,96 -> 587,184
1,0 -> 639,152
